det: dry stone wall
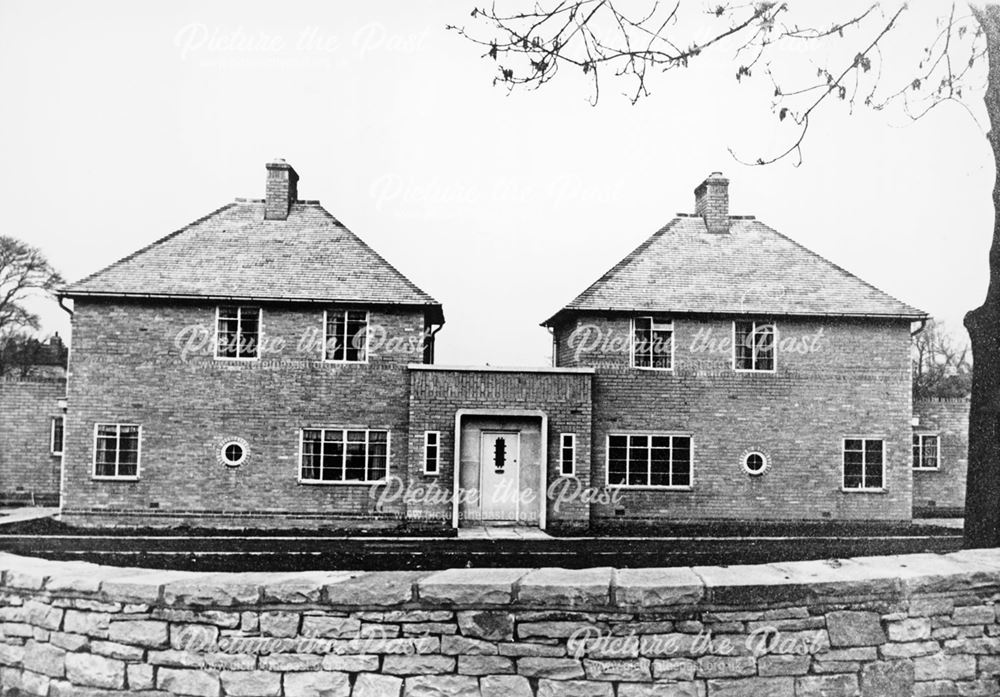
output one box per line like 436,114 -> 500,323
3,551 -> 1000,696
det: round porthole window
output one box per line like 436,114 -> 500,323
742,450 -> 770,476
218,438 -> 249,468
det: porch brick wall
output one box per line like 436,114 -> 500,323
553,315 -> 914,523
407,369 -> 593,529
61,298 -> 429,528
0,378 -> 65,505
913,398 -> 969,516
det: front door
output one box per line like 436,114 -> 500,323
479,432 -> 520,522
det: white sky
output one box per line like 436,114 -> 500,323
0,0 -> 990,366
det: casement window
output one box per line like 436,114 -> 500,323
843,438 -> 884,491
216,306 -> 261,359
913,433 -> 940,470
424,431 -> 440,475
559,433 -> 576,476
324,310 -> 369,362
734,320 -> 775,372
300,428 -> 388,483
50,416 -> 64,456
93,424 -> 141,479
607,434 -> 692,488
632,317 -> 673,369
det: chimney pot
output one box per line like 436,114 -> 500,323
265,158 -> 299,221
694,172 -> 730,234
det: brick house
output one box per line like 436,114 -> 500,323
912,397 -> 970,517
56,163 -> 929,529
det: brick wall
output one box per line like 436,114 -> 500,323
4,550 -> 1000,696
61,298 -> 431,528
913,398 -> 969,517
407,368 -> 593,530
0,378 -> 64,505
553,314 -> 914,523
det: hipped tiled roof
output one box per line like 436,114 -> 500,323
62,200 -> 443,323
544,215 -> 925,325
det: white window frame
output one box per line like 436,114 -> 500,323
842,437 -> 886,492
605,433 -> 694,490
559,433 -> 576,476
913,433 -> 941,471
423,431 -> 441,475
732,319 -> 777,373
322,310 -> 370,364
50,416 -> 64,456
631,316 -> 675,371
91,423 -> 142,481
298,427 -> 390,485
215,306 -> 263,361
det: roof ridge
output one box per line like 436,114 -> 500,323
752,219 -> 925,317
312,205 -> 441,308
60,202 -> 239,293
542,218 -> 682,325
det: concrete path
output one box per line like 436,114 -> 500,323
0,507 -> 58,526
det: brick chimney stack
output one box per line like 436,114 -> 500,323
265,159 -> 299,221
694,172 -> 730,234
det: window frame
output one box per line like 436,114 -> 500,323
605,433 -> 694,490
91,423 -> 142,481
297,427 -> 390,485
322,309 -> 370,364
631,316 -> 675,371
423,431 -> 441,475
50,416 -> 64,456
912,433 -> 941,471
559,433 -> 576,476
732,319 -> 777,373
841,436 -> 886,492
214,306 -> 263,361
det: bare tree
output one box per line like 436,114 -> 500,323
913,320 -> 973,400
450,2 -> 1000,547
0,236 -> 63,362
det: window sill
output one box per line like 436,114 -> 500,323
298,479 -> 388,486
606,485 -> 693,491
840,487 -> 886,494
214,356 -> 260,362
733,368 -> 776,374
632,366 -> 674,372
92,476 -> 140,482
913,467 -> 941,473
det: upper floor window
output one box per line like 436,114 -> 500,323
734,320 -> 775,372
843,438 -> 884,491
633,317 -> 673,369
424,431 -> 440,475
93,424 -> 140,479
560,433 -> 576,476
325,310 -> 368,362
216,306 -> 261,360
913,433 -> 940,470
300,428 -> 387,483
607,434 -> 691,488
51,416 -> 64,456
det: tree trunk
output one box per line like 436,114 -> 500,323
964,4 -> 1000,548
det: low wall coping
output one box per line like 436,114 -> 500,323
2,549 -> 999,610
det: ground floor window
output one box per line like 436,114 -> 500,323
424,431 -> 440,475
912,433 -> 940,470
93,424 -> 140,479
51,416 -> 64,455
843,438 -> 884,490
607,434 -> 691,487
300,428 -> 388,483
560,433 -> 576,476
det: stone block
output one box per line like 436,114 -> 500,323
827,611 -> 886,647
325,572 -> 426,606
517,657 -> 585,679
614,568 -> 704,607
219,670 -> 282,697
22,640 -> 65,678
861,660 -> 916,697
259,611 -> 299,638
91,640 -> 144,661
441,634 -> 498,655
383,655 -> 456,675
127,663 -> 155,690
282,671 -> 350,697
418,569 -> 528,605
353,673 -> 403,697
518,568 -> 612,607
913,653 -> 976,681
480,675 -> 533,697
65,652 -> 126,689
157,668 -> 222,696
457,611 -> 514,641
794,674 -> 860,697
887,618 -> 932,642
300,615 -> 361,639
320,654 -> 380,672
403,675 -> 480,697
107,620 -> 169,648
536,679 -> 614,697
457,655 -> 514,675
695,655 -> 756,678
582,657 -> 651,681
757,654 -> 810,676
705,677 -> 795,697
